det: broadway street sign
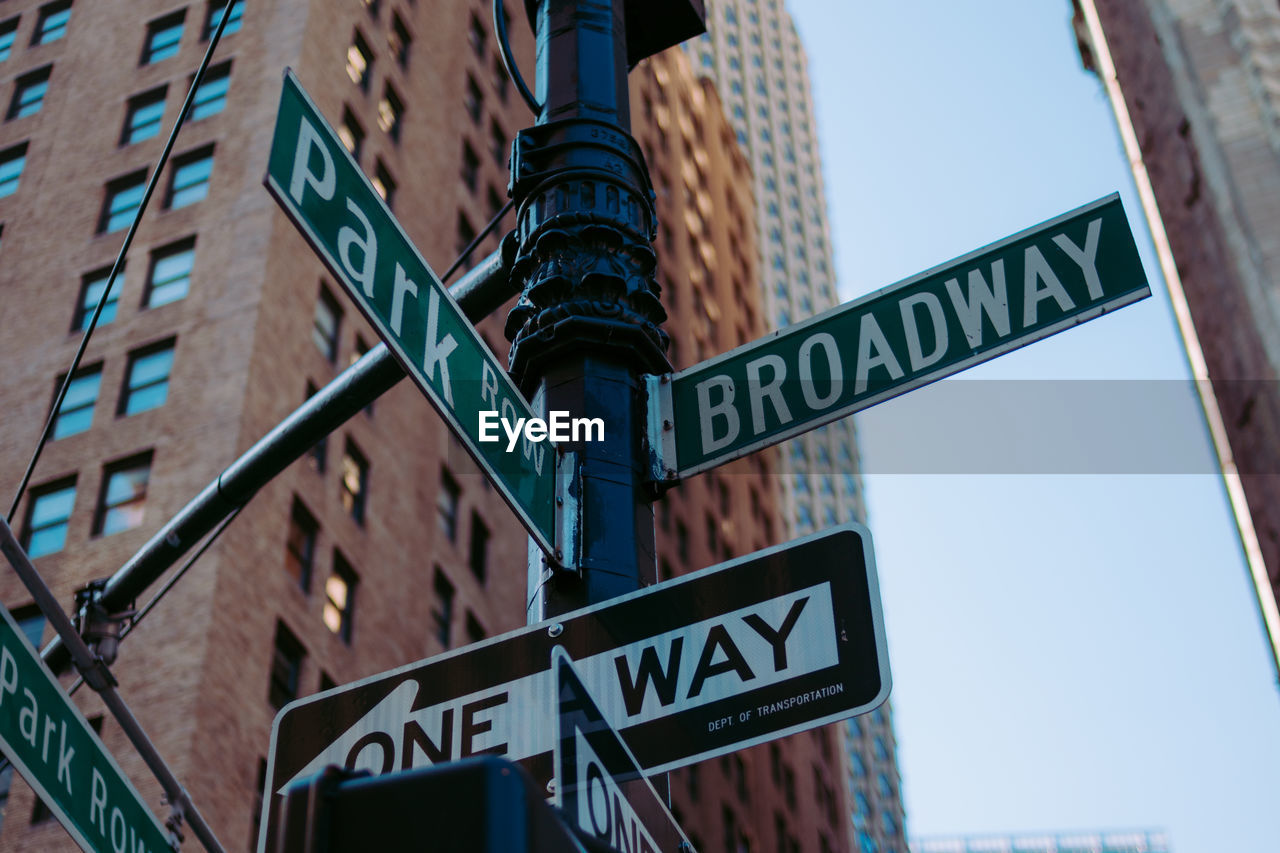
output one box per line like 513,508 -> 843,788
650,194 -> 1150,479
552,648 -> 690,853
259,524 -> 887,852
264,70 -> 557,554
0,606 -> 170,852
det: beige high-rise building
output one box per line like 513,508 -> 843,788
686,2 -> 908,850
1074,0 -> 1280,676
633,45 -> 852,853
0,1 -> 855,850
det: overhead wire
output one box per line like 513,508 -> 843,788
494,0 -> 541,115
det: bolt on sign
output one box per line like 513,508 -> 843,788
650,194 -> 1150,479
259,524 -> 887,852
264,70 -> 557,554
0,606 -> 170,852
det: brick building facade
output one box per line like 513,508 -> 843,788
0,1 -> 849,850
1074,0 -> 1280,675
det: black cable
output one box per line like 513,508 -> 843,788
494,0 -> 541,115
446,198 -> 514,281
5,7 -> 237,525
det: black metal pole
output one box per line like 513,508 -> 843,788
507,0 -> 670,620
41,248 -> 517,673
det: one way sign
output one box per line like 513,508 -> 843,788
258,524 -> 888,852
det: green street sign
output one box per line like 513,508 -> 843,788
0,607 -> 170,852
652,194 -> 1151,478
265,70 -> 556,554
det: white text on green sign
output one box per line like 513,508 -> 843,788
0,607 -> 170,852
660,195 -> 1150,477
264,71 -> 555,551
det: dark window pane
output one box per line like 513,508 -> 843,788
191,62 -> 230,120
284,498 -> 317,592
143,11 -> 186,64
121,341 -> 175,416
21,479 -> 76,558
268,622 -> 304,710
123,87 -> 167,144
33,2 -> 71,45
145,240 -> 195,307
52,365 -> 101,439
94,453 -> 151,536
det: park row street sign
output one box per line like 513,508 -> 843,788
259,524 -> 887,853
552,648 -> 690,853
264,70 -> 558,555
0,600 -> 170,852
650,194 -> 1151,479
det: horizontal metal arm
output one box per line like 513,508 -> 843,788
41,247 -> 516,673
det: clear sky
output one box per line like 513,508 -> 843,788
786,1 -> 1280,851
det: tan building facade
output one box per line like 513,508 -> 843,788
0,1 -> 844,850
633,47 -> 852,853
1075,0 -> 1280,676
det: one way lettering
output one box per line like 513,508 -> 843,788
613,596 -> 811,716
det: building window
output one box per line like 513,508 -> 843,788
323,552 -> 357,643
468,511 -> 489,582
268,622 -> 304,710
7,66 -> 51,120
191,61 -> 230,119
166,146 -> 213,209
33,2 -> 72,46
350,336 -> 374,415
455,211 -> 475,256
467,13 -> 485,57
876,772 -> 892,799
10,605 -> 46,651
460,141 -> 479,191
388,13 -> 410,67
99,170 -> 147,233
0,142 -> 26,198
122,86 -> 167,144
489,120 -> 506,166
21,478 -> 76,558
143,11 -> 185,65
346,30 -> 373,92
74,266 -> 119,331
284,498 -> 317,592
465,611 -> 485,645
250,758 -> 267,851
360,0 -> 380,17
339,107 -> 364,159
377,83 -> 404,142
340,440 -> 368,524
51,364 -> 101,439
313,284 -> 341,361
304,382 -> 327,472
437,469 -> 459,543
464,74 -> 482,124
372,160 -> 395,207
432,568 -> 454,648
120,340 -> 175,416
491,55 -> 509,102
144,239 -> 195,307
0,18 -> 18,62
94,452 -> 152,536
204,0 -> 243,39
